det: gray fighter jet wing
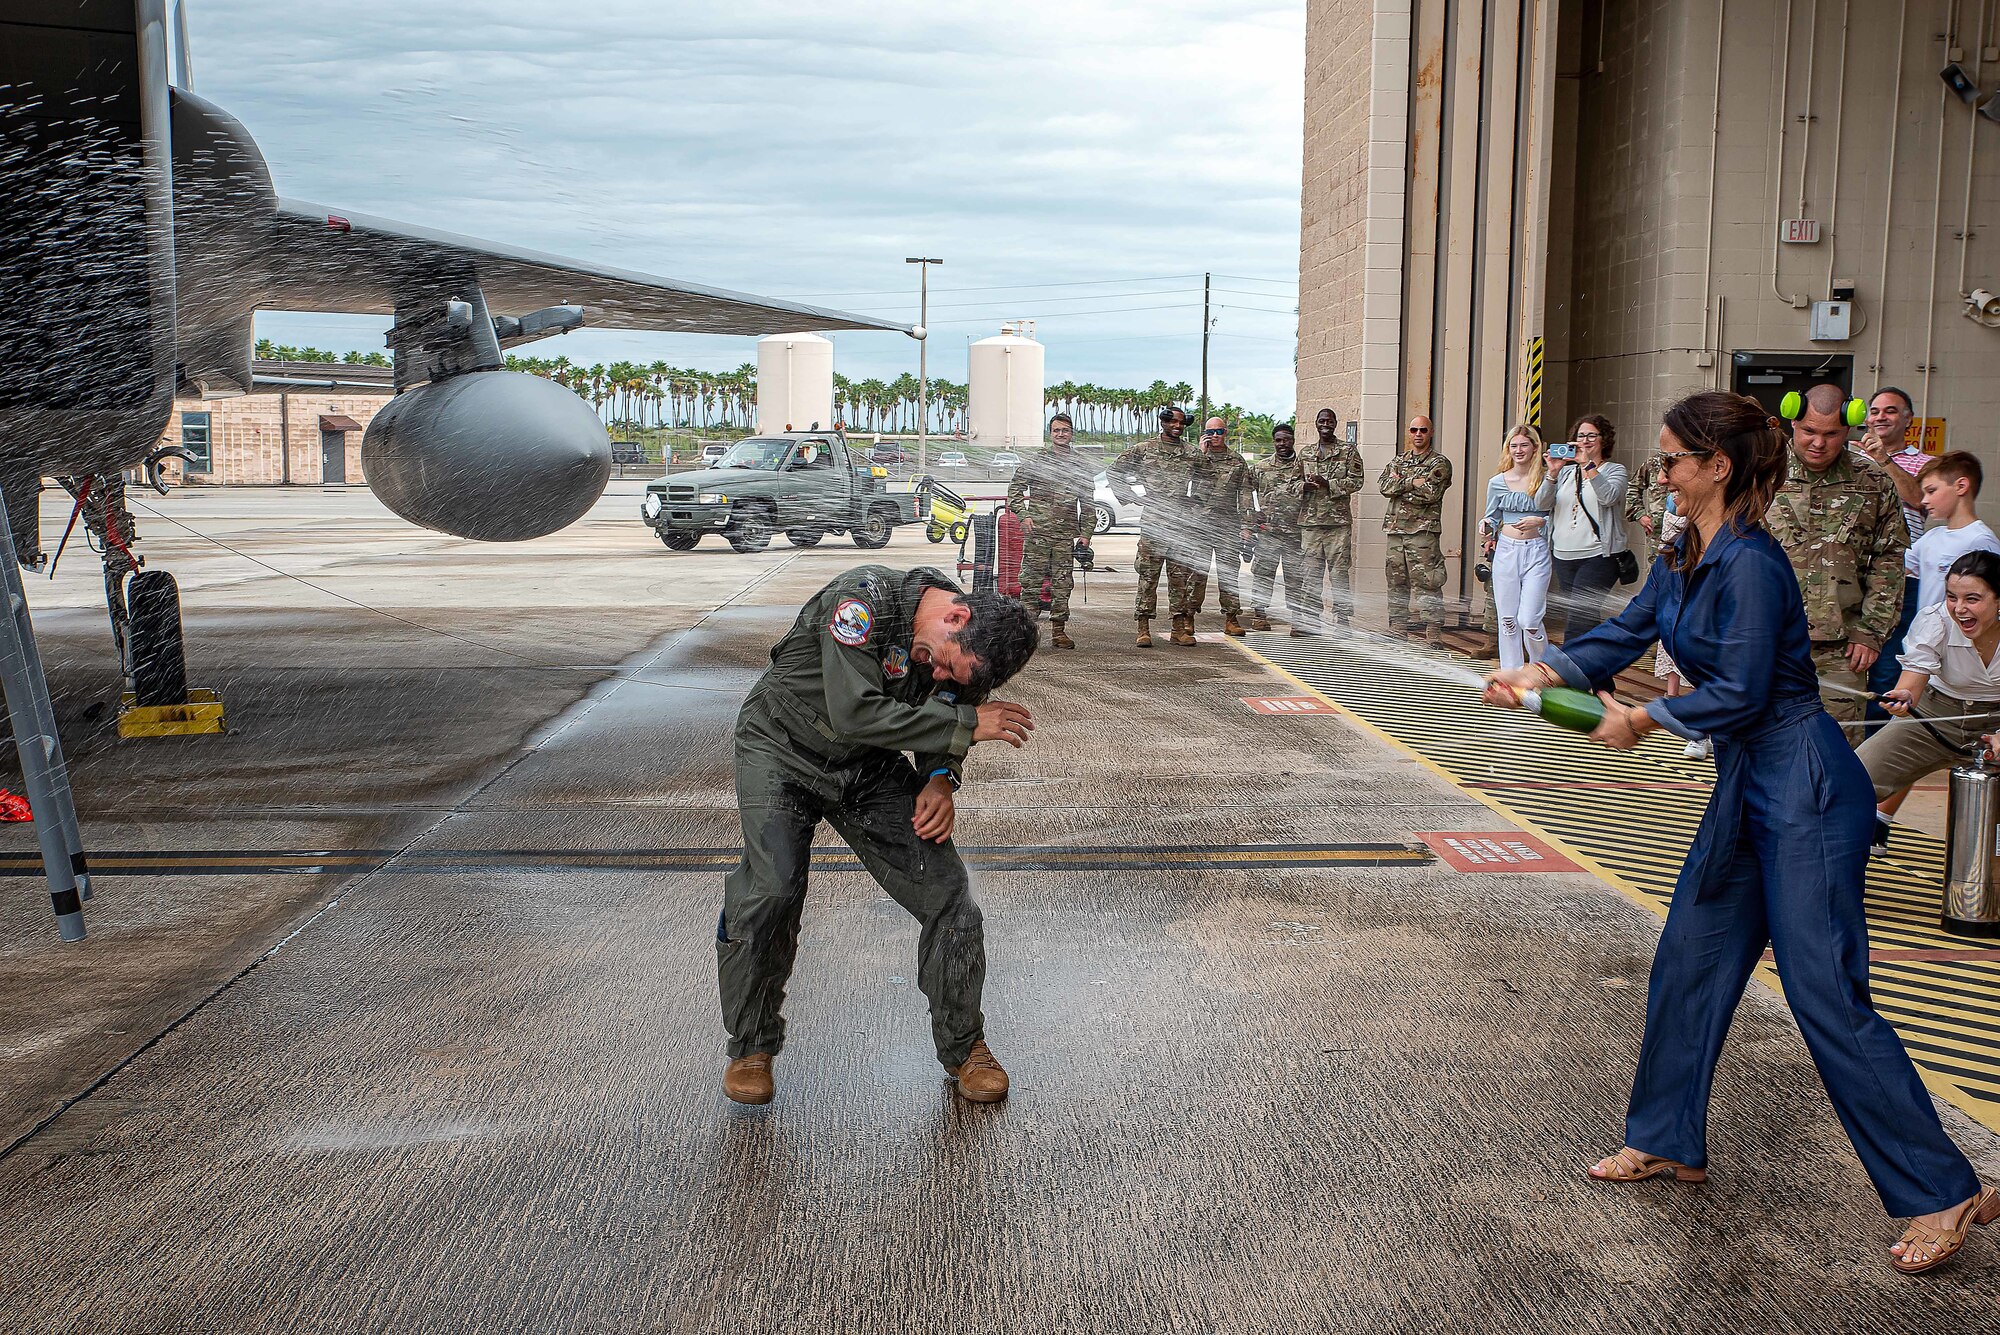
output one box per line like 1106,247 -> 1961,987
261,198 -> 911,337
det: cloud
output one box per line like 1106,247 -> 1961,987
204,0 -> 1303,413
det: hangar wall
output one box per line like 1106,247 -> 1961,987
1298,0 -> 2000,614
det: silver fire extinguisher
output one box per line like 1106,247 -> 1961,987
1943,753 -> 2000,937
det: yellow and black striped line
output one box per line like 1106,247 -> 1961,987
0,842 -> 1430,879
1232,631 -> 2000,1136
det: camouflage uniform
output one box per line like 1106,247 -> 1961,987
1298,436 -> 1367,630
720,566 -> 990,1069
1626,455 -> 1671,553
1763,449 -> 1910,734
1006,447 -> 1092,628
1378,448 -> 1454,629
1110,433 -> 1198,622
1181,447 -> 1253,619
1248,451 -> 1307,623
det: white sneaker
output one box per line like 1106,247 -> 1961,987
1681,737 -> 1713,760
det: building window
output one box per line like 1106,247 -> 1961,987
180,411 -> 212,472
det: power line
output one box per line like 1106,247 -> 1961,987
778,273 -> 1207,299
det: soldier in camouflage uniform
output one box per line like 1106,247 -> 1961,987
1763,384 -> 1910,739
1006,412 -> 1093,649
1247,423 -> 1306,631
1110,407 -> 1197,648
1298,407 -> 1367,636
717,565 -> 1039,1106
1379,415 -> 1454,645
1179,416 -> 1254,642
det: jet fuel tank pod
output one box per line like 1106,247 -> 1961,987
361,370 -> 612,541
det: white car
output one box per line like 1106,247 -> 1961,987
700,443 -> 729,465
1092,471 -> 1143,534
936,450 -> 970,467
992,451 -> 1023,468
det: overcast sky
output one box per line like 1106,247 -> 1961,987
207,0 -> 1304,414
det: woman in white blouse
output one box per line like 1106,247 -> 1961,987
1548,414 -> 1631,640
1858,550 -> 2000,854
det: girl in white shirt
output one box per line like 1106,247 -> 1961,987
1478,425 -> 1556,672
1858,550 -> 2000,853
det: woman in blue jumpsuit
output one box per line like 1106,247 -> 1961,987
1486,392 -> 1996,1274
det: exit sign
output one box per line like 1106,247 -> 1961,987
1782,219 -> 1822,244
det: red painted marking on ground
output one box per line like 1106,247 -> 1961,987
1415,831 -> 1582,874
1241,696 -> 1337,715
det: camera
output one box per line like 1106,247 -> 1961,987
1548,442 -> 1578,461
1474,559 -> 1492,585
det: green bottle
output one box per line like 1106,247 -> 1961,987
1517,686 -> 1606,733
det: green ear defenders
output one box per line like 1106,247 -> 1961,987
1778,391 -> 1867,426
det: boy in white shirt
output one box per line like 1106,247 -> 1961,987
1911,452 -> 2000,612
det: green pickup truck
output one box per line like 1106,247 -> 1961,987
640,432 -> 920,552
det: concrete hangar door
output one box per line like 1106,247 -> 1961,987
320,414 -> 360,484
1730,352 -> 1853,420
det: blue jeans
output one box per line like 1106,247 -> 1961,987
1865,577 -> 1919,722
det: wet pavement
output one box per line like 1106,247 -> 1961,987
1,486 -> 1997,1331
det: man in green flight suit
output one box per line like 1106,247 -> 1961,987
717,565 -> 1039,1106
1007,412 -> 1093,649
1110,407 -> 1197,648
1764,382 -> 1909,739
1379,414 -> 1454,646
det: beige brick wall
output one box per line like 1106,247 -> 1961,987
158,389 -> 389,486
1295,0 -> 1378,431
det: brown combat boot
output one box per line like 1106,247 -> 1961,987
1050,623 -> 1075,649
1471,634 -> 1500,661
723,1052 -> 775,1105
948,1039 -> 1009,1103
1135,618 -> 1153,648
1170,615 -> 1197,646
1224,612 -> 1246,637
1425,622 -> 1445,648
1248,611 -> 1272,632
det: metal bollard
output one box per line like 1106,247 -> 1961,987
1943,754 -> 2000,937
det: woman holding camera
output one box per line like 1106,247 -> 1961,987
1484,391 -> 1995,1275
1549,414 -> 1630,640
1478,424 -> 1555,672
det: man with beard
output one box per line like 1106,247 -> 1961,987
716,566 -> 1039,1105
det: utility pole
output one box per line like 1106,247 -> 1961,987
906,257 -> 942,473
1199,271 -> 1212,423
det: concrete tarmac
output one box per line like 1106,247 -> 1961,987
1,486 -> 1997,1331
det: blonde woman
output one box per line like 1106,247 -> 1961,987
1479,424 -> 1555,671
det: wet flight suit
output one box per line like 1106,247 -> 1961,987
718,565 -> 989,1069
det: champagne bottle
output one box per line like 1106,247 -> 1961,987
1516,686 -> 1607,733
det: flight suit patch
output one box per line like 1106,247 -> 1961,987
883,645 -> 909,680
830,598 -> 873,646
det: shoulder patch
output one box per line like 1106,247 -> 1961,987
829,598 -> 873,647
883,645 -> 909,680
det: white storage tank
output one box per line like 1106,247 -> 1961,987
755,333 -> 834,433
967,328 -> 1045,450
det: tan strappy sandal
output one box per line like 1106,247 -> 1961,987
1586,1147 -> 1707,1184
1890,1186 -> 2000,1275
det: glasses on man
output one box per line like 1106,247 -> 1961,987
1201,429 -> 1226,438
1408,427 -> 1431,435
